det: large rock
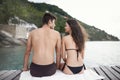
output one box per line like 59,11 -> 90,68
0,31 -> 26,47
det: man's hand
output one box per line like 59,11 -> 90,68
22,67 -> 29,71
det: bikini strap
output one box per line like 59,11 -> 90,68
66,49 -> 77,51
62,63 -> 66,71
66,49 -> 79,60
83,64 -> 86,70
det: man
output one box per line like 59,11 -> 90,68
22,13 -> 61,77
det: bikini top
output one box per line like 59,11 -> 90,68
65,48 -> 79,60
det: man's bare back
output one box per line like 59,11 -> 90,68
22,13 -> 61,76
30,26 -> 60,65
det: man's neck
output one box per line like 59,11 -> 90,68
42,24 -> 51,29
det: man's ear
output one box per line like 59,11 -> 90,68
48,20 -> 52,24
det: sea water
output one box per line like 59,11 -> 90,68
0,41 -> 120,70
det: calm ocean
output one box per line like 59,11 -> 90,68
0,41 -> 120,70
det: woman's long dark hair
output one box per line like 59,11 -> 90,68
67,19 -> 88,52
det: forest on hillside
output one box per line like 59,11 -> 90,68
0,0 -> 119,41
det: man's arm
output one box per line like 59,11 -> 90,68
22,33 -> 32,71
56,32 -> 61,69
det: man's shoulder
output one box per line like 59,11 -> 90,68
31,28 -> 38,32
51,30 -> 60,35
29,28 -> 39,35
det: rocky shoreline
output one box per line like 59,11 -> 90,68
0,31 -> 27,47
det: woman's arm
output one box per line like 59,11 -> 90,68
61,37 -> 67,62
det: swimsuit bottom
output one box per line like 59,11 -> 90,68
30,62 -> 56,77
62,63 -> 86,74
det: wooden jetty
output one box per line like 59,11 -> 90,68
0,65 -> 120,80
92,65 -> 120,80
0,70 -> 21,80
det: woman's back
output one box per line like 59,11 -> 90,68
63,35 -> 83,67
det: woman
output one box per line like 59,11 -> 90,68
60,19 -> 88,74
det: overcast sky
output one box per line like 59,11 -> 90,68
28,0 -> 120,39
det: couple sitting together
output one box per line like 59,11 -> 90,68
22,13 -> 88,77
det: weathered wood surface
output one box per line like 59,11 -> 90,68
0,66 -> 120,80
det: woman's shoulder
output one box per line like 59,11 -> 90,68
62,35 -> 71,41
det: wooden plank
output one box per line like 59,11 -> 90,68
4,70 -> 22,80
0,70 -> 16,80
13,70 -> 22,80
92,68 -> 100,75
111,66 -> 120,74
92,68 -> 103,80
94,67 -> 110,80
13,74 -> 21,80
105,66 -> 120,80
116,66 -> 120,69
100,66 -> 118,80
0,70 -> 8,76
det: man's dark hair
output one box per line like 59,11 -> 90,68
42,13 -> 56,25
